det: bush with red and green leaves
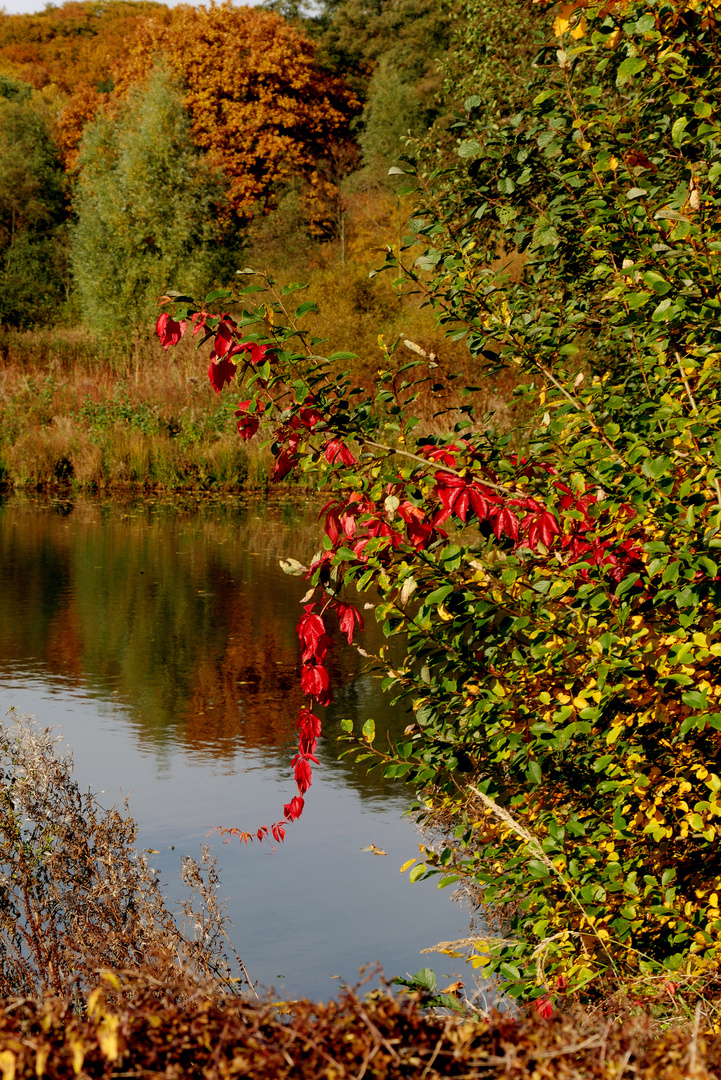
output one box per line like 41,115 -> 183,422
155,0 -> 721,1013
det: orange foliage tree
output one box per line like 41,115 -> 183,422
0,1 -> 169,95
116,3 -> 358,222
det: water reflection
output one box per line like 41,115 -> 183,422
0,495 -> 467,998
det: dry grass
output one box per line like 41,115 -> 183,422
0,970 -> 719,1078
0,237 -> 524,493
0,711 -> 250,999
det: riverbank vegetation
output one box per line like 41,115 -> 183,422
1,718 -> 719,1078
4,0 -> 721,1063
0,0 -> 527,491
153,0 -> 721,1029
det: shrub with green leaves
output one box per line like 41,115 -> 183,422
154,0 -> 721,1011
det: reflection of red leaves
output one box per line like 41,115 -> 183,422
156,313 -> 187,349
208,356 -> 236,393
324,438 -> 357,466
334,601 -> 364,644
284,795 -> 305,821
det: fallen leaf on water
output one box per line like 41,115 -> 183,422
360,845 -> 387,856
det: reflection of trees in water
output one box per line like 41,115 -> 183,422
0,497 -> 410,805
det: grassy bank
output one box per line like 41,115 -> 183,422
0,264 -> 517,493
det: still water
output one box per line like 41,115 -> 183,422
0,495 -> 468,1000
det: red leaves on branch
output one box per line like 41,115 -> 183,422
300,661 -> 333,704
418,442 -> 462,468
297,709 -> 322,756
321,494 -> 370,545
156,313 -> 187,349
433,472 -> 499,528
283,795 -> 305,821
333,600 -> 364,644
492,507 -> 520,542
297,605 -> 328,660
292,754 -> 316,794
213,314 -> 237,357
535,995 -> 554,1019
235,400 -> 265,440
291,405 -> 323,432
324,438 -> 357,466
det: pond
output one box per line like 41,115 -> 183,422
0,494 -> 469,1001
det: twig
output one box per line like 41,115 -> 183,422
359,436 -> 521,495
676,351 -> 699,414
688,1000 -> 703,1078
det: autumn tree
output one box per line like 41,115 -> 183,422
0,1 -> 169,96
117,3 -> 358,224
71,67 -> 230,335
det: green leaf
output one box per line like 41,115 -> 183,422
425,585 -> 454,606
410,967 -> 437,992
362,718 -> 376,742
204,288 -> 232,304
617,56 -> 647,82
671,116 -> 689,146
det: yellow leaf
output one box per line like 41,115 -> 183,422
0,1052 -> 14,1080
86,988 -> 103,1020
97,1017 -> 120,1063
400,858 -> 417,874
471,955 -> 490,968
69,1039 -> 84,1076
35,1046 -> 49,1079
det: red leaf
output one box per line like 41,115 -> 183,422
213,314 -> 237,357
333,601 -> 364,644
156,312 -> 187,349
324,438 -> 357,466
271,822 -> 286,843
234,399 -> 264,441
272,448 -> 298,482
493,507 -> 520,541
283,795 -> 305,821
208,356 -> 236,393
292,755 -> 313,794
535,995 -> 553,1019
300,661 -> 332,704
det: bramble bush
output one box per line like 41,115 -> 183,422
155,0 -> 721,1012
